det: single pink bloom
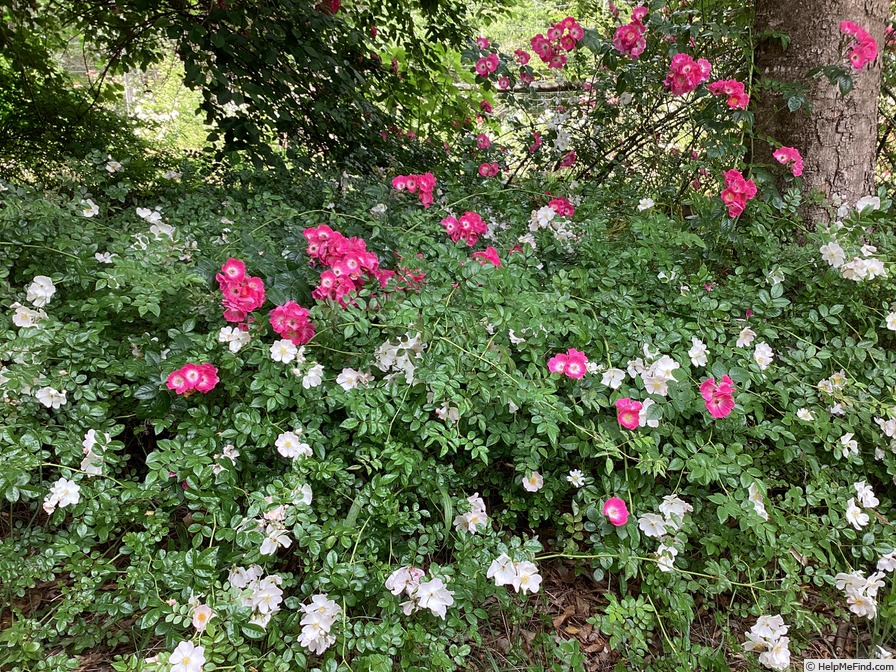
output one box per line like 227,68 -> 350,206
476,36 -> 490,49
472,246 -> 502,267
602,497 -> 630,526
166,370 -> 189,394
615,398 -> 642,430
700,376 -> 736,418
547,353 -> 569,374
564,348 -> 588,378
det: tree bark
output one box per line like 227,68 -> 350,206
753,0 -> 888,216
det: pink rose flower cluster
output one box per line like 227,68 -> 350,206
663,53 -> 711,96
475,53 -> 500,77
476,133 -> 491,149
441,211 -> 488,246
547,348 -> 588,378
699,375 -> 736,418
548,196 -> 575,217
166,363 -> 219,395
720,169 -> 757,218
613,6 -> 648,59
478,162 -> 500,177
706,79 -> 749,109
304,225 -> 385,305
391,172 -> 437,208
472,246 -> 502,267
531,17 -> 585,69
217,258 -> 266,324
269,301 -> 316,345
840,21 -> 878,70
773,146 -> 804,177
615,397 -> 642,430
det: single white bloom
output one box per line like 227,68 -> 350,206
566,469 -> 585,488
414,577 -> 455,618
642,374 -> 669,397
656,544 -> 678,572
169,641 -> 205,672
819,241 -> 846,268
191,604 -> 215,632
659,494 -> 693,523
767,268 -> 784,286
752,614 -> 788,641
688,337 -> 708,367
638,513 -> 667,538
878,549 -> 896,573
638,398 -> 660,428
753,342 -> 774,370
149,222 -> 175,239
856,195 -> 881,212
601,368 -> 626,389
295,483 -> 313,506
260,526 -> 292,555
886,313 -> 896,331
435,401 -> 460,424
270,339 -> 298,363
385,567 -> 425,596
136,207 -> 163,225
796,408 -> 814,421
487,553 -> 517,587
517,233 -> 537,249
370,203 -> 387,216
43,477 -> 81,514
649,354 -> 679,379
736,327 -> 757,348
854,481 -> 879,509
847,593 -> 877,619
522,472 -> 543,492
877,646 -> 895,659
80,199 -> 99,217
845,497 -> 870,530
637,197 -> 655,211
105,159 -> 122,173
508,329 -> 525,345
511,561 -> 542,594
748,482 -> 770,521
758,636 -> 791,670
275,430 -> 312,459
839,433 -> 859,459
26,276 -> 56,307
336,368 -> 363,391
94,251 -> 115,263
35,387 -> 67,409
302,363 -> 324,388
12,302 -> 47,328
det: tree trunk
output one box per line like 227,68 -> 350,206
753,0 -> 888,216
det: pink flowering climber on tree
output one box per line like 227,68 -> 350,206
663,53 -> 711,95
706,79 -> 749,109
602,497 -> 630,526
615,398 -> 643,430
699,375 -> 736,419
840,21 -> 878,70
613,6 -> 648,59
720,169 -> 757,218
773,146 -> 804,177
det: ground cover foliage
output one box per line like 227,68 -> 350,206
2,1 -> 896,671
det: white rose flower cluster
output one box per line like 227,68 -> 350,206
218,326 -> 252,353
452,493 -> 488,534
743,615 -> 791,670
637,494 -> 693,572
212,443 -> 240,475
43,477 -> 80,515
375,332 -> 426,384
81,429 -> 111,476
845,481 -> 878,530
229,565 -> 283,629
528,205 -> 575,243
12,275 -> 57,330
819,237 -> 886,282
298,594 -> 341,654
835,568 -> 887,619
627,346 -> 680,397
748,482 -> 770,521
336,367 -> 374,391
486,553 -> 542,594
385,566 -> 455,618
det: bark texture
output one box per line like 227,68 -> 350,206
754,0 -> 888,214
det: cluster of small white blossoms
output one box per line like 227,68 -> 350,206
743,615 -> 791,670
817,370 -> 849,419
819,198 -> 887,283
136,206 -> 175,240
626,345 -> 680,398
12,275 -> 56,331
254,487 -> 312,556
267,337 -> 324,389
427,389 -> 460,424
528,205 -> 575,243
730,325 -> 775,371
637,494 -> 693,572
385,567 -> 455,618
834,541 -> 895,620
687,337 -> 708,367
453,493 -> 488,534
873,415 -> 896,460
81,429 -> 110,476
219,325 -> 252,353
212,443 -> 240,475
42,477 -> 80,515
298,594 -> 341,654
845,481 -> 878,531
374,332 -> 426,384
229,565 -> 284,629
487,554 -> 543,594
336,367 -> 374,391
